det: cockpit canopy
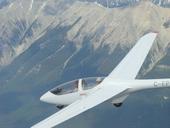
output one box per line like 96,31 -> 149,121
50,77 -> 105,95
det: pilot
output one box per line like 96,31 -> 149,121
52,88 -> 62,94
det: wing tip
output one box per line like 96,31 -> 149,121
144,31 -> 159,37
148,31 -> 159,37
144,31 -> 158,39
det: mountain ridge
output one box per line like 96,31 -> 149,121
0,0 -> 170,74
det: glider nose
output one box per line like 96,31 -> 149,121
40,91 -> 54,103
40,92 -> 48,102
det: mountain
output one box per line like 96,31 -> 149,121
0,0 -> 170,68
0,0 -> 170,128
1,0 -> 170,81
81,0 -> 170,8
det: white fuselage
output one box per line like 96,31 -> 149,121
40,78 -> 170,106
40,89 -> 93,105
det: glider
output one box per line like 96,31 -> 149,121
32,32 -> 170,128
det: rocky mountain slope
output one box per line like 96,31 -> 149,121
0,0 -> 170,79
81,0 -> 170,8
0,0 -> 170,69
0,0 -> 170,128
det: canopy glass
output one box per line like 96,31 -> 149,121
50,77 -> 105,95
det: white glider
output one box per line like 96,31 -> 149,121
32,32 -> 170,128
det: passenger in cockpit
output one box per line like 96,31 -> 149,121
82,79 -> 87,86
